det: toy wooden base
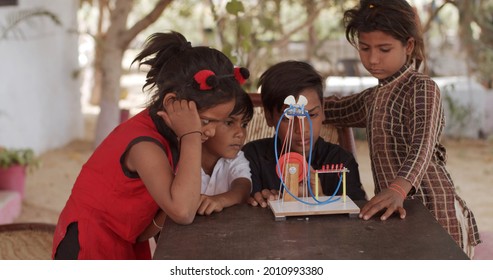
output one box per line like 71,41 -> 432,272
268,196 -> 360,221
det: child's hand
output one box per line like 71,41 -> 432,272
157,97 -> 202,139
248,189 -> 279,208
197,195 -> 224,215
359,188 -> 406,221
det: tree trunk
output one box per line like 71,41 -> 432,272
92,0 -> 173,147
93,0 -> 131,147
305,0 -> 317,61
94,46 -> 124,146
89,0 -> 107,106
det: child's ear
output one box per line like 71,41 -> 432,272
406,37 -> 415,55
162,93 -> 177,108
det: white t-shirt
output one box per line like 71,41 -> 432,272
200,151 -> 252,196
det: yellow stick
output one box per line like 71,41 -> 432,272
315,171 -> 319,199
343,169 -> 346,203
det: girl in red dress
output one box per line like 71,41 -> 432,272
52,31 -> 250,259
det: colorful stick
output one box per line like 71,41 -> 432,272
315,171 -> 319,199
343,168 -> 346,203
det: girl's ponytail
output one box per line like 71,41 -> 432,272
132,32 -> 191,92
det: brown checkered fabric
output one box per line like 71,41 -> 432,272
324,64 -> 481,249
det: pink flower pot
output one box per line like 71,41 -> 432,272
0,165 -> 26,198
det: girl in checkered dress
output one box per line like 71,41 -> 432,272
324,0 -> 480,257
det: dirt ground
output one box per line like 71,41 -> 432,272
14,112 -> 493,253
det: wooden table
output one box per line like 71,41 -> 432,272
153,199 -> 468,260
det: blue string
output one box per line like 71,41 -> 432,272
274,104 -> 343,205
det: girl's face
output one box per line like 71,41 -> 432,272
357,31 -> 414,80
267,89 -> 325,155
199,99 -> 236,142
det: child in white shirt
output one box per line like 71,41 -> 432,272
198,92 -> 253,215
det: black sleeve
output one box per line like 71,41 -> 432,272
342,155 -> 368,201
242,142 -> 264,194
314,140 -> 367,201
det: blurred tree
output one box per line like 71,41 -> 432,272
82,0 -> 348,147
80,0 -> 172,147
422,0 -> 493,85
205,0 -> 347,89
469,0 -> 493,87
81,0 -> 493,148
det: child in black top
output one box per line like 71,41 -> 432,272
243,60 -> 367,207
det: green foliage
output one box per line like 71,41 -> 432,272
476,46 -> 493,86
0,147 -> 40,170
226,0 -> 245,16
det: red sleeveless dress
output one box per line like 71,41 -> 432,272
52,109 -> 174,259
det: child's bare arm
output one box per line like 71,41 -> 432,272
128,98 -> 203,225
197,178 -> 251,215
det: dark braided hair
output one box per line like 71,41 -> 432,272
132,31 -> 246,114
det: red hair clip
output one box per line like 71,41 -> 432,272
193,70 -> 218,90
234,67 -> 250,85
193,68 -> 249,90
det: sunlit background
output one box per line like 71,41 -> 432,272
0,0 -> 492,259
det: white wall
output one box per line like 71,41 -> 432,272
325,76 -> 492,139
434,77 -> 491,139
0,0 -> 83,155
